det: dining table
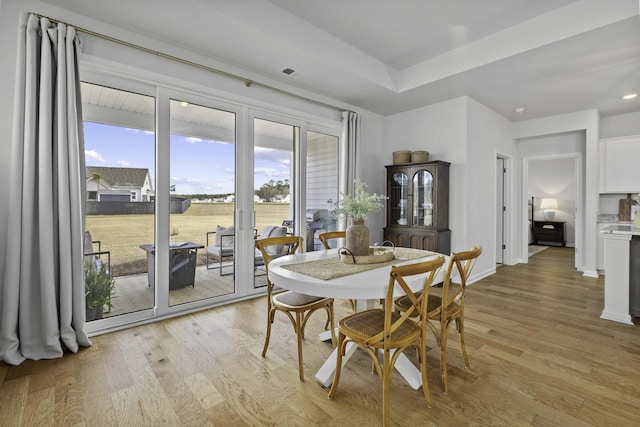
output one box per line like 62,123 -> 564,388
267,246 -> 448,389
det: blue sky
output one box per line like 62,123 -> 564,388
83,122 -> 291,195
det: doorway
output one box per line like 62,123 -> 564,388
523,153 -> 582,270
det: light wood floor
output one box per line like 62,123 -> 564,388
1,247 -> 639,426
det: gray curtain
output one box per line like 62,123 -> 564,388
337,111 -> 360,230
0,13 -> 91,365
341,111 -> 360,195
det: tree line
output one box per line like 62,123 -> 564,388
176,179 -> 290,202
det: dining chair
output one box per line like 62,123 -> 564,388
328,256 -> 445,427
255,235 -> 336,381
318,230 -> 345,249
394,246 -> 482,395
317,230 -> 358,312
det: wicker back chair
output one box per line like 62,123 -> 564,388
395,246 -> 482,395
318,231 -> 345,249
328,256 -> 445,426
255,235 -> 336,381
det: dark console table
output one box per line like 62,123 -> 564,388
532,221 -> 566,247
139,241 -> 204,289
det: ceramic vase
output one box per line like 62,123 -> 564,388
346,218 -> 370,256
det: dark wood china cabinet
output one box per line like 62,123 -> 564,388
383,161 -> 450,254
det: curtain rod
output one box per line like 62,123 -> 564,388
29,12 -> 352,114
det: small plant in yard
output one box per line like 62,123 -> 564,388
84,260 -> 115,320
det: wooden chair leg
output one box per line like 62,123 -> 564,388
457,317 -> 471,369
327,304 -> 336,348
418,343 -> 433,408
440,323 -> 450,395
382,349 -> 392,427
296,311 -> 304,381
262,308 -> 275,357
328,333 -> 346,399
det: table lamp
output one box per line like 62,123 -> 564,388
540,198 -> 558,221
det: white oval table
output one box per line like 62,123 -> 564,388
268,248 -> 447,389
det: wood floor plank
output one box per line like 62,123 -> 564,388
2,247 -> 640,426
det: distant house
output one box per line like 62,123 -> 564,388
86,166 -> 154,202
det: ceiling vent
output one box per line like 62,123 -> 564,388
282,68 -> 306,79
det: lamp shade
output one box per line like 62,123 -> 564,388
540,198 -> 558,210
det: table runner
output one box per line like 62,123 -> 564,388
281,247 -> 439,280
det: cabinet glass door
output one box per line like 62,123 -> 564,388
413,170 -> 434,226
390,172 -> 409,225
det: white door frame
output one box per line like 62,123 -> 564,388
522,152 -> 583,270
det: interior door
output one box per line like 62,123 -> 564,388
496,157 -> 505,264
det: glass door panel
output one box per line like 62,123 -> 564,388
81,82 -> 156,320
253,118 -> 296,288
169,99 -> 236,306
306,131 -> 339,249
390,172 -> 409,226
412,170 -> 434,227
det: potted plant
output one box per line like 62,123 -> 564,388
84,260 -> 115,321
329,180 -> 387,256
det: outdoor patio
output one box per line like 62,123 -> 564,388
104,262 -> 268,317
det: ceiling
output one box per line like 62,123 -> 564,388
45,0 -> 640,121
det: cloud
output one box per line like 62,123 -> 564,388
254,166 -> 289,181
85,149 -> 106,163
117,159 -> 131,167
125,127 -> 154,136
185,137 -> 203,144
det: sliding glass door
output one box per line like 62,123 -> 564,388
168,98 -> 237,306
81,75 -> 341,333
81,82 -> 156,324
253,117 -> 297,288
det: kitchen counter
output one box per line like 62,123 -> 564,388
600,224 -> 640,235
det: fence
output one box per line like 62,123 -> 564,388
87,198 -> 191,215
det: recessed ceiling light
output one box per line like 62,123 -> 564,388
622,93 -> 637,100
179,101 -> 189,107
514,107 -> 525,114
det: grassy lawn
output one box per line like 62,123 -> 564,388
86,203 -> 291,275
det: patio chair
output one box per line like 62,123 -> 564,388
254,225 -> 289,271
206,225 -> 235,275
206,225 -> 288,276
84,231 -> 111,274
84,231 -> 112,310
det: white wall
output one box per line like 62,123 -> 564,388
383,96 -> 515,280
466,98 -> 518,268
383,97 -> 468,252
358,111 -> 386,243
600,111 -> 640,138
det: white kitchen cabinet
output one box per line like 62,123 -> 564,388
599,135 -> 640,193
